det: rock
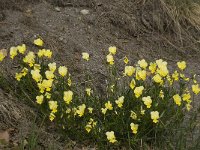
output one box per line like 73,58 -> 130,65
80,9 -> 89,15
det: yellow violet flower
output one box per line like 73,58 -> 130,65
85,88 -> 92,96
48,62 -> 57,72
85,124 -> 92,133
34,38 -> 44,46
106,54 -> 114,65
192,84 -> 200,95
115,96 -> 124,108
15,73 -> 23,81
149,62 -> 157,74
10,46 -> 18,59
130,78 -> 136,89
36,95 -> 44,104
106,131 -> 117,143
130,123 -> 139,134
37,49 -> 45,57
23,51 -> 35,67
159,90 -> 164,99
186,104 -> 192,111
173,94 -> 182,106
45,92 -> 51,99
82,52 -> 89,61
105,101 -> 113,110
76,104 -> 86,117
124,56 -> 129,64
130,111 -> 137,120
17,44 -> 26,54
138,59 -> 148,69
151,111 -> 159,123
109,46 -> 117,55
182,93 -> 191,102
44,49 -> 52,58
88,107 -> 93,113
49,112 -> 55,121
31,69 -> 42,82
134,86 -> 144,98
63,90 -> 73,104
157,67 -> 169,77
0,51 -> 6,62
172,71 -> 179,81
136,70 -> 147,81
124,66 -> 135,76
45,70 -> 55,80
153,74 -> 163,84
49,101 -> 58,113
58,66 -> 68,77
177,61 -> 186,70
101,108 -> 107,114
142,96 -> 152,108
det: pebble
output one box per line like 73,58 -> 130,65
80,9 -> 90,15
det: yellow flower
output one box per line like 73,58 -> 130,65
23,51 -> 35,67
34,38 -> 44,46
45,70 -> 54,80
44,49 -> 52,58
17,44 -> 26,54
63,90 -> 73,104
21,68 -> 28,76
101,108 -> 107,114
85,124 -> 92,133
151,111 -> 159,123
153,74 -> 163,84
124,56 -> 129,64
0,51 -> 6,62
186,104 -> 192,111
157,67 -> 169,77
136,70 -> 146,81
37,49 -> 45,57
130,78 -> 136,89
115,96 -> 124,108
149,62 -> 157,74
106,54 -> 114,65
138,59 -> 148,69
66,108 -> 71,114
58,66 -> 68,77
124,66 -> 135,76
49,101 -> 58,113
142,96 -> 152,108
167,75 -> 173,85
10,46 -> 18,59
49,112 -> 55,121
88,107 -> 93,113
159,90 -> 164,99
31,69 -> 42,82
68,76 -> 72,87
38,79 -> 53,93
34,64 -> 41,70
134,86 -> 144,98
36,95 -> 44,104
130,123 -> 139,134
76,104 -> 86,117
106,131 -> 117,143
15,73 -> 23,81
85,88 -> 92,96
192,84 -> 200,95
48,62 -> 56,72
182,93 -> 191,102
156,59 -> 167,68
172,71 -> 179,81
173,94 -> 182,106
130,111 -> 137,120
105,101 -> 113,110
82,52 -> 89,61
177,61 -> 186,70
109,46 -> 117,55
140,107 -> 145,115
45,92 -> 51,99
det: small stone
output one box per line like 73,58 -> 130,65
55,7 -> 61,12
80,9 -> 89,15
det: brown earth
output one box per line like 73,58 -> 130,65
0,0 -> 200,149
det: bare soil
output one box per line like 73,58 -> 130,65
0,0 -> 200,149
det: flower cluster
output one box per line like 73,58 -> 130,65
1,40 -> 199,148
